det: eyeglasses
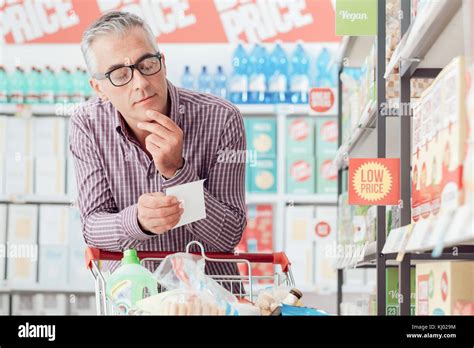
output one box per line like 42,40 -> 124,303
93,52 -> 162,87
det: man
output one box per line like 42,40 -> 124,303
70,11 -> 247,286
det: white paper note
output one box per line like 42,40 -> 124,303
165,179 -> 206,228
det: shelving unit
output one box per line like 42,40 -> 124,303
336,0 -> 473,316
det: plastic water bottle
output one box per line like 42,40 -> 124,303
290,42 -> 310,104
213,66 -> 227,99
81,68 -> 93,100
56,67 -> 71,103
106,249 -> 158,314
0,66 -> 8,103
315,48 -> 332,87
71,67 -> 86,103
268,42 -> 289,104
198,66 -> 212,94
25,67 -> 42,104
248,44 -> 267,104
40,66 -> 56,104
9,66 -> 26,104
181,65 -> 195,90
229,43 -> 249,104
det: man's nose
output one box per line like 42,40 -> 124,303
131,69 -> 150,90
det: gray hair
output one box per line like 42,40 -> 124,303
80,11 -> 158,75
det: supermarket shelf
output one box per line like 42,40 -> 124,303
385,0 -> 463,77
245,194 -> 337,205
332,36 -> 375,70
334,101 -> 377,169
238,104 -> 311,116
0,283 -> 94,295
0,194 -> 75,205
0,103 -> 81,116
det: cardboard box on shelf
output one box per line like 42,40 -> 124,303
285,205 -> 315,286
249,156 -> 277,193
247,118 -> 276,156
313,206 -> 337,291
243,205 -> 273,284
33,117 -> 66,158
5,117 -> 32,157
0,116 -> 7,156
7,204 -> 38,244
286,156 -> 315,194
286,117 -> 314,156
69,294 -> 96,315
453,300 -> 474,315
4,156 -> 33,196
68,247 -> 95,290
386,268 -> 416,315
0,156 -> 4,195
67,155 -> 78,199
39,245 -> 68,286
39,205 -> 69,245
34,157 -> 66,196
315,117 -> 338,156
316,156 -> 337,194
412,57 -> 468,222
68,207 -> 85,249
416,261 -> 474,315
35,294 -> 68,315
0,204 -> 6,281
12,294 -> 37,315
0,294 -> 9,315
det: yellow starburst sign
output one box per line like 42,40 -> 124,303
349,158 -> 400,205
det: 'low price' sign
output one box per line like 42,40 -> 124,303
349,158 -> 400,205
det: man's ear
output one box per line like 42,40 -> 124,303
161,53 -> 167,76
89,78 -> 109,101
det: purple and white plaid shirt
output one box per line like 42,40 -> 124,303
69,80 -> 247,284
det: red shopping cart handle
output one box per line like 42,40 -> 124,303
85,247 -> 291,273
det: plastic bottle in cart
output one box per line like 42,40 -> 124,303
106,249 -> 158,314
181,65 -> 195,90
229,43 -> 249,104
0,66 -> 8,103
248,44 -> 267,104
268,42 -> 289,104
25,67 -> 41,104
213,65 -> 227,99
198,66 -> 212,94
289,42 -> 310,104
8,66 -> 26,104
40,66 -> 56,104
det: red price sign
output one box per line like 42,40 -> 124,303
309,87 -> 335,113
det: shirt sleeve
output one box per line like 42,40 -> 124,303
161,109 -> 247,252
69,114 -> 154,252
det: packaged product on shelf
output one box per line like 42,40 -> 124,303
464,64 -> 474,203
241,205 -> 273,283
12,294 -> 37,315
286,117 -> 314,156
0,294 -> 9,315
352,206 -> 369,245
34,157 -> 66,196
416,261 -> 474,315
316,156 -> 337,194
285,206 -> 314,286
0,205 -> 5,281
247,118 -> 276,156
67,155 -> 78,198
68,247 -> 95,290
36,294 -> 67,315
39,205 -> 69,245
69,295 -> 96,315
453,300 -> 474,315
39,245 -> 68,286
4,156 -> 33,196
7,204 -> 38,285
366,205 -> 377,243
33,117 -> 66,157
5,117 -> 32,156
315,117 -> 338,156
386,268 -> 416,316
411,57 -> 469,222
0,156 -> 4,196
0,116 -> 6,155
286,156 -> 315,194
68,207 -> 84,249
249,156 -> 277,193
337,193 -> 353,246
313,206 -> 338,291
410,78 -> 433,99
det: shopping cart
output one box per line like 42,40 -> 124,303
85,241 -> 295,315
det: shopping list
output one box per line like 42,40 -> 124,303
165,179 -> 206,228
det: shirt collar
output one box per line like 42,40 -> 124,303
113,79 -> 182,137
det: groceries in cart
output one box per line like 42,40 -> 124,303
105,249 -> 158,315
135,252 -> 259,315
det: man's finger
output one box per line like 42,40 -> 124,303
145,110 -> 178,132
137,121 -> 173,139
145,134 -> 167,149
139,204 -> 182,219
139,193 -> 179,208
150,210 -> 183,229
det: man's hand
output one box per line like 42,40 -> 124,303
137,192 -> 184,234
137,110 -> 184,179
